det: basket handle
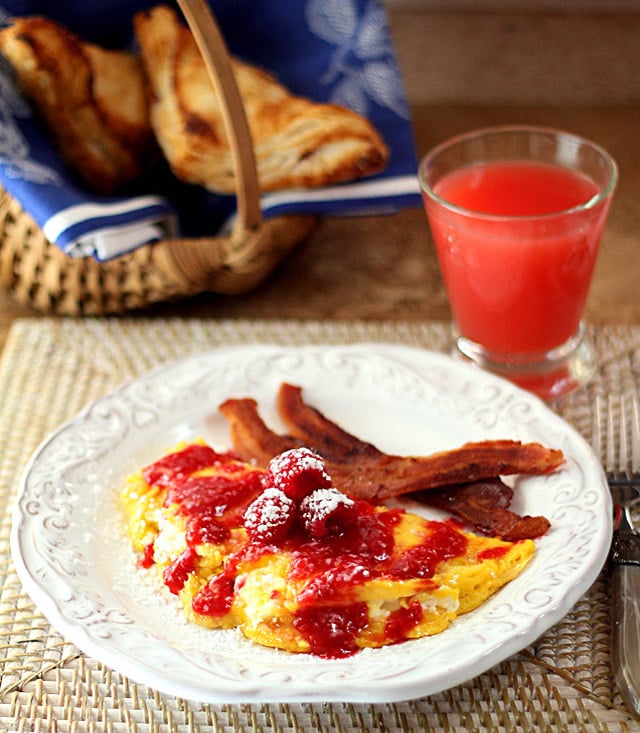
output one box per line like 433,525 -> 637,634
175,0 -> 262,233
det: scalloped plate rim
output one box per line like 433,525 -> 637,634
10,343 -> 611,703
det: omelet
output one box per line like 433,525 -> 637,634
121,441 -> 535,658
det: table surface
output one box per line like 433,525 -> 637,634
2,103 -> 639,355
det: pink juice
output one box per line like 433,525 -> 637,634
425,160 -> 609,355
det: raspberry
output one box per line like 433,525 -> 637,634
264,447 -> 331,500
299,488 -> 357,539
243,488 -> 296,544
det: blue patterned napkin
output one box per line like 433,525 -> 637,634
0,0 -> 421,261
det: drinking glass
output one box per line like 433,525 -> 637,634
418,125 -> 618,400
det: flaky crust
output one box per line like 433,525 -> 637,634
134,5 -> 389,194
0,16 -> 155,194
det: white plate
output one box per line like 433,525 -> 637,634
11,344 -> 611,704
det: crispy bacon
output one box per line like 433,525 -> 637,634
277,383 -> 562,500
416,478 -> 551,540
312,441 -> 562,501
219,398 -> 302,463
277,383 -> 383,462
219,384 -> 564,504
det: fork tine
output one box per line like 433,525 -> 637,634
592,393 -> 604,465
630,392 -> 640,474
593,393 -> 615,474
607,394 -> 618,477
618,391 -> 640,478
620,395 -> 629,478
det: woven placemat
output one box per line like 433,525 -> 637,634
0,317 -> 639,732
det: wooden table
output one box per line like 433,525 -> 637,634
2,104 -> 639,353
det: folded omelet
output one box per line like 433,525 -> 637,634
121,441 -> 535,658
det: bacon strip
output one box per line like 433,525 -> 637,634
277,383 -> 382,462
219,385 -> 564,503
219,398 -> 301,464
321,442 -> 562,501
416,478 -> 551,541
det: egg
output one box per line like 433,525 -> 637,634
121,441 -> 535,658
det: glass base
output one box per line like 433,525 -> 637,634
452,323 -> 597,401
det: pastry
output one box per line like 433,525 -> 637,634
133,4 -> 388,194
0,16 -> 155,193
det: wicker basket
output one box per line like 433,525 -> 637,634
0,0 -> 315,316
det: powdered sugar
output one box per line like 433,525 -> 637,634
268,448 -> 327,478
299,487 -> 357,539
243,487 -> 296,543
300,487 -> 354,519
243,450 -> 360,542
264,447 -> 331,499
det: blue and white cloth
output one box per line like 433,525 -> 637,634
0,0 -> 421,261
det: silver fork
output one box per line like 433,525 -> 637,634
597,392 -> 640,715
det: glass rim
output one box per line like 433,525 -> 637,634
418,124 -> 619,222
